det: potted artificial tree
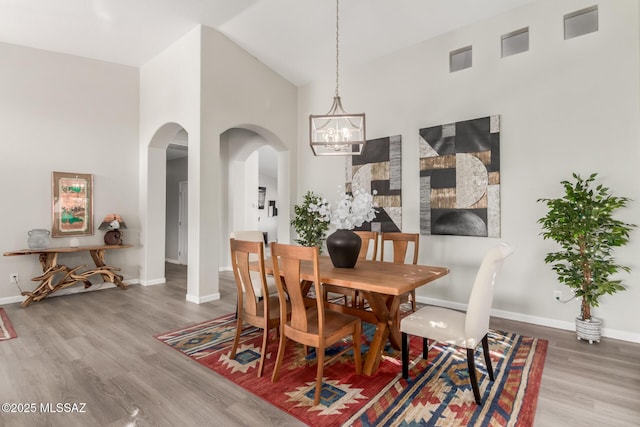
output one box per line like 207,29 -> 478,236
538,173 -> 635,343
291,191 -> 330,252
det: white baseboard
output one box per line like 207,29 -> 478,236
417,296 -> 640,344
165,258 -> 180,264
54,281 -> 117,295
185,292 -> 220,304
0,295 -> 26,305
140,278 -> 166,286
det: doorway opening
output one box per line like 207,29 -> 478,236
220,127 -> 283,270
143,121 -> 290,303
166,129 -> 189,266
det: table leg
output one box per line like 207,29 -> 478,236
20,253 -> 63,307
39,253 -> 57,271
359,291 -> 402,375
14,247 -> 130,307
89,249 -> 127,289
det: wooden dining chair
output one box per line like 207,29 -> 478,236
380,232 -> 420,311
270,242 -> 362,406
400,243 -> 513,404
229,238 -> 289,377
230,231 -> 277,299
354,230 -> 379,261
324,230 -> 379,307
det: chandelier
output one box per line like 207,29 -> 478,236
309,0 -> 366,156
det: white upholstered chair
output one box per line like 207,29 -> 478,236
400,243 -> 514,404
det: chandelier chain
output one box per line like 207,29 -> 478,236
308,0 -> 365,156
335,0 -> 340,97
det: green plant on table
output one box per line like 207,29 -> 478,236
537,173 -> 635,320
291,191 -> 330,252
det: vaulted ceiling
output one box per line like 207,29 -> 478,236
0,0 -> 535,86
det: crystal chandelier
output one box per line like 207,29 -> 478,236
309,0 -> 366,156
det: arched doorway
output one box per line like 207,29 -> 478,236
141,122 -> 187,286
166,129 -> 189,266
142,121 -> 291,304
219,127 -> 287,270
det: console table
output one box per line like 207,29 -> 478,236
3,244 -> 132,307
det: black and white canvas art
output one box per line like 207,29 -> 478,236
418,116 -> 500,237
346,135 -> 402,232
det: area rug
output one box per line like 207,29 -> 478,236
155,314 -> 547,426
0,308 -> 17,341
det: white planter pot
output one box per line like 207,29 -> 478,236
575,317 -> 602,344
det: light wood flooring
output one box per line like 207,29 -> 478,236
0,263 -> 638,426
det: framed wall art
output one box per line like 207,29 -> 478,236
258,186 -> 266,209
51,171 -> 94,237
345,135 -> 402,232
418,115 -> 501,237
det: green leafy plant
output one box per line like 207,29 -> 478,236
291,191 -> 330,251
538,173 -> 635,320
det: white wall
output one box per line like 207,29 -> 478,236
140,26 -> 297,303
139,26 -> 201,294
0,42 -> 140,303
197,27 -> 297,300
244,152 -> 260,229
297,0 -> 640,341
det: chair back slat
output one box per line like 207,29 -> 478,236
354,230 -> 378,261
230,238 -> 266,317
380,232 -> 419,265
270,243 -> 323,334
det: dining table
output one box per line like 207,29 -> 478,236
253,256 -> 449,375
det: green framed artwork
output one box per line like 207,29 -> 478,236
51,171 -> 94,237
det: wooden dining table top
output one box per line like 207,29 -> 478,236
259,256 -> 449,296
252,254 -> 449,375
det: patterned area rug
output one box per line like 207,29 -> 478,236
0,308 -> 17,341
155,314 -> 547,426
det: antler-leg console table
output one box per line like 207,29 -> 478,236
3,244 -> 132,307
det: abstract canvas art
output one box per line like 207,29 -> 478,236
346,135 -> 402,232
419,116 -> 500,237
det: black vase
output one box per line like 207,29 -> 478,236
326,229 -> 362,268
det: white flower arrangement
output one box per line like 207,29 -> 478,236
310,186 -> 378,230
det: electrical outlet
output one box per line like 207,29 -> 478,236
9,273 -> 18,283
554,290 -> 562,301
